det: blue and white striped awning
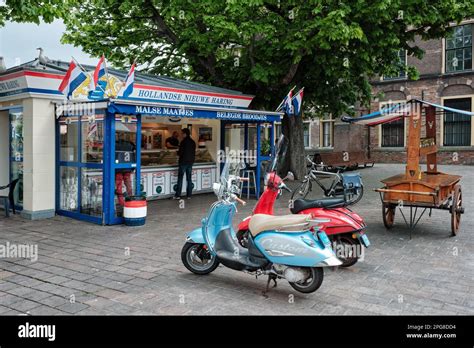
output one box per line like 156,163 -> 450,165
341,99 -> 474,126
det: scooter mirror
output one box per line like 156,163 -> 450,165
284,171 -> 295,181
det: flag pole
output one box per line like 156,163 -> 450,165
291,87 -> 304,101
72,56 -> 109,98
275,85 -> 296,112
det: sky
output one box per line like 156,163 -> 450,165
0,19 -> 97,69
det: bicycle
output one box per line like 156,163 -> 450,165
291,156 -> 364,205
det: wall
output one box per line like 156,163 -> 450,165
21,98 -> 56,219
0,110 -> 9,197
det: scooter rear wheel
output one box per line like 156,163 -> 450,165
289,267 -> 324,293
181,242 -> 219,275
333,235 -> 359,268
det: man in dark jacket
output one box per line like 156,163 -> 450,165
174,128 -> 196,199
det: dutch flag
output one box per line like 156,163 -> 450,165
58,60 -> 87,99
93,55 -> 106,87
122,62 -> 135,98
283,89 -> 293,115
292,88 -> 304,116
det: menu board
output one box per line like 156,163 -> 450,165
201,169 -> 212,189
152,172 -> 165,195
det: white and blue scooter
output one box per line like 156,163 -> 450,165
181,157 -> 342,294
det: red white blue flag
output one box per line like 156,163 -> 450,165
276,86 -> 295,115
58,60 -> 88,99
292,88 -> 304,116
123,62 -> 135,98
93,55 -> 106,87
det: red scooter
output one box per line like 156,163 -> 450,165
237,137 -> 370,267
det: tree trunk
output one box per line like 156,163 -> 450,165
281,113 -> 306,180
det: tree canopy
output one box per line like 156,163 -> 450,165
56,0 -> 474,114
2,0 -> 473,175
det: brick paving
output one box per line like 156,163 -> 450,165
0,163 -> 473,315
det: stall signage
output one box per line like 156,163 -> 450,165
133,87 -> 252,108
110,103 -> 280,122
135,105 -> 194,117
216,111 -> 269,121
0,75 -> 28,98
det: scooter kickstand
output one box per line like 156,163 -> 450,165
262,274 -> 278,297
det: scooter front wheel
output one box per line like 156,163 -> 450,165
288,267 -> 324,293
181,242 -> 219,275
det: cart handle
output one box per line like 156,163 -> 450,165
374,188 -> 437,196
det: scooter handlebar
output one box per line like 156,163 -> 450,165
234,196 -> 247,206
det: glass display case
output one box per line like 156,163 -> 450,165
141,149 -> 214,167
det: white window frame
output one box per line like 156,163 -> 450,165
382,50 -> 408,81
319,115 -> 334,148
442,21 -> 474,74
440,95 -> 474,147
377,100 -> 407,148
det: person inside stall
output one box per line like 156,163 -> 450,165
115,133 -> 136,206
174,128 -> 196,200
165,131 -> 180,149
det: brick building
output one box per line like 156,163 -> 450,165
301,19 -> 474,165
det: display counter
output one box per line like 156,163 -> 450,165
140,162 -> 217,199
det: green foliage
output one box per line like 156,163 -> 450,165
2,0 -> 474,117
0,0 -> 67,26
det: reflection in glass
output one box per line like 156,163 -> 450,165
114,169 -> 136,217
81,169 -> 103,217
82,115 -> 104,163
10,110 -> 23,206
59,117 -> 79,162
60,167 -> 78,211
115,119 -> 137,164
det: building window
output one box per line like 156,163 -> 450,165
443,98 -> 471,146
383,50 -> 407,80
303,122 -> 310,148
445,24 -> 472,73
381,118 -> 404,147
320,116 -> 334,147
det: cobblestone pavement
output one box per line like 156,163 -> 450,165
0,164 -> 473,315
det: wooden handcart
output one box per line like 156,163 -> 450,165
343,99 -> 467,237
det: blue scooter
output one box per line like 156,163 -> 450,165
181,158 -> 342,294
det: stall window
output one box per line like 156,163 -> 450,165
59,117 -> 79,162
81,115 -> 104,163
59,166 -> 78,212
443,98 -> 472,146
381,118 -> 405,147
115,117 -> 137,164
9,109 -> 23,206
81,168 -> 103,217
445,24 -> 472,73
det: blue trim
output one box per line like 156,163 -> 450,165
109,102 -> 280,122
256,123 -> 261,199
0,88 -> 63,98
55,108 -> 107,224
57,209 -> 102,224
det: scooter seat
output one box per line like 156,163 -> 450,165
290,197 -> 346,214
249,214 -> 312,236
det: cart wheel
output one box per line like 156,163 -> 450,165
382,203 -> 396,229
451,185 -> 462,236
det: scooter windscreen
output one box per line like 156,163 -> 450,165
266,134 -> 288,187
